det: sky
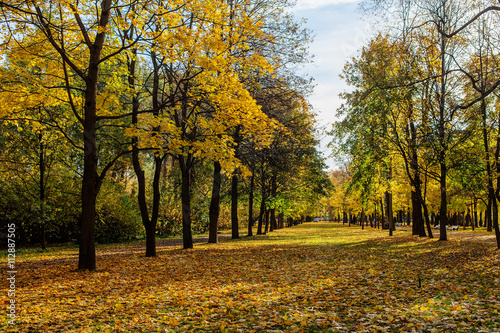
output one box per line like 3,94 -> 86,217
291,0 -> 375,169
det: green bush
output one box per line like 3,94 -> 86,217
95,182 -> 142,244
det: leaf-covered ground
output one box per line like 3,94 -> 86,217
2,223 -> 500,332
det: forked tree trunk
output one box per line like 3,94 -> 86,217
77,0 -> 112,271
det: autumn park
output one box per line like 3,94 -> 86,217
1,0 -> 500,332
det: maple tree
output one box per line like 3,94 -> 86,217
0,0 -> 149,270
0,0 -> 322,267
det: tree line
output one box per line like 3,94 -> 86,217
0,0 -> 331,270
328,0 -> 500,248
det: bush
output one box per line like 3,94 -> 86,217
95,182 -> 142,244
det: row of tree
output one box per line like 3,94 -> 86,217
0,0 -> 331,270
328,0 -> 500,248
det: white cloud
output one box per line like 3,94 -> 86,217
294,0 -> 360,10
291,0 -> 375,168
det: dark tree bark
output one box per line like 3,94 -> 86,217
231,173 -> 239,239
247,172 -> 255,237
494,114 -> 500,248
264,209 -> 270,234
39,133 -> 46,250
257,177 -> 265,235
411,191 -> 419,236
422,200 -> 433,239
408,120 -> 427,238
129,45 -> 163,257
230,125 -> 241,239
78,1 -> 113,270
380,198 -> 384,229
480,97 -> 496,234
438,159 -> 448,241
179,154 -> 194,249
474,199 -> 478,228
257,205 -> 264,235
278,212 -> 284,229
361,209 -> 365,230
486,198 -> 492,231
437,23 -> 449,242
270,174 -> 277,231
209,162 -> 222,243
386,191 -> 393,236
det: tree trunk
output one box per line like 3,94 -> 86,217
257,175 -> 265,235
466,210 -> 471,230
408,118 -> 426,237
486,198 -> 492,231
264,209 -> 270,234
278,213 -> 284,229
209,162 -> 221,243
438,161 -> 448,241
130,48 -> 161,258
231,125 -> 241,239
423,200 -> 433,239
77,0 -> 113,271
386,191 -> 393,236
231,173 -> 239,239
80,86 -> 99,270
79,150 -> 98,270
437,25 -> 449,242
492,197 -> 500,248
269,209 -> 275,232
380,198 -> 384,229
411,191 -> 418,235
247,172 -> 254,237
270,174 -> 278,231
474,199 -> 478,228
39,133 -> 46,250
257,204 -> 264,235
179,155 -> 193,249
361,209 -> 365,230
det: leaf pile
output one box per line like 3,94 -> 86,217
2,223 -> 500,332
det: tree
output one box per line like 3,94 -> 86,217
363,0 -> 500,248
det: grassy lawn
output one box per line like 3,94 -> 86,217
2,223 -> 500,332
